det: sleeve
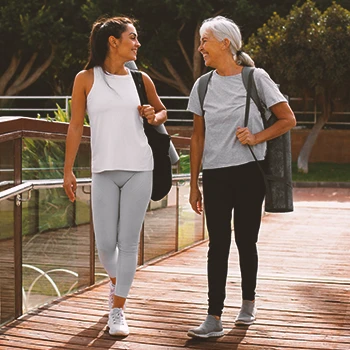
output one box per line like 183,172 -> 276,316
186,78 -> 204,117
254,68 -> 287,109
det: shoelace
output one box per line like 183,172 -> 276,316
111,309 -> 125,325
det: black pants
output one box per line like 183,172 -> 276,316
203,161 -> 266,317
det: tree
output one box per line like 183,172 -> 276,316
1,0 -> 298,97
134,0 -> 298,95
79,0 -> 227,95
79,0 -> 299,95
0,1 -> 74,98
246,1 -> 350,173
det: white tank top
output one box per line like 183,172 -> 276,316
86,66 -> 153,173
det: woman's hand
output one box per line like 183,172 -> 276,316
63,171 -> 77,202
138,104 -> 156,125
236,126 -> 257,145
189,186 -> 203,215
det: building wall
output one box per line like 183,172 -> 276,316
290,129 -> 350,163
167,126 -> 350,163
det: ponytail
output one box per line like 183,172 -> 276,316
84,17 -> 135,70
200,16 -> 255,67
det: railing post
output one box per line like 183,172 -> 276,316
175,184 -> 179,252
13,138 -> 22,318
139,223 -> 145,266
89,202 -> 95,286
65,96 -> 69,118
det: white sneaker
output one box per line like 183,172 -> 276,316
108,308 -> 129,336
108,281 -> 115,310
235,300 -> 257,326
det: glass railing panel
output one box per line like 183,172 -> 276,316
0,140 -> 15,190
22,138 -> 91,181
75,186 -> 90,226
74,143 -> 91,179
22,139 -> 65,180
0,197 -> 15,325
143,186 -> 177,263
21,187 -> 91,313
178,183 -> 204,250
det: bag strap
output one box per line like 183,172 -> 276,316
241,67 -> 268,128
244,70 -> 264,166
243,69 -> 273,191
244,70 -> 287,184
197,70 -> 214,116
130,69 -> 153,131
130,70 -> 148,105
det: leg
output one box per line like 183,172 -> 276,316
203,167 -> 234,317
114,170 -> 152,300
91,172 -> 120,279
233,161 -> 265,301
233,162 -> 265,300
105,170 -> 151,337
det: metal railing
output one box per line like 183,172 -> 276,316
1,95 -> 349,126
0,96 -> 70,114
0,174 -> 205,326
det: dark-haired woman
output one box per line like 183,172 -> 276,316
63,17 -> 167,336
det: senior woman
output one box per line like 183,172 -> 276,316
187,16 -> 296,338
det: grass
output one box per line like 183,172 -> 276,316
292,162 -> 350,183
179,153 -> 349,183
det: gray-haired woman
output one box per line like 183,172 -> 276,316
187,16 -> 295,338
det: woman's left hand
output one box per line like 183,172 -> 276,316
138,104 -> 156,125
236,126 -> 257,146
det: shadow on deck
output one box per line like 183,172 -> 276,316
1,187 -> 350,349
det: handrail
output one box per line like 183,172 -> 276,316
0,175 -> 202,202
0,178 -> 91,201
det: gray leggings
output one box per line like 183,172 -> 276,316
91,170 -> 152,298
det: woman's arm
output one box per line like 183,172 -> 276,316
139,72 -> 167,126
63,70 -> 91,202
236,101 -> 296,145
189,114 -> 205,215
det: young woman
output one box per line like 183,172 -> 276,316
63,16 -> 167,336
187,16 -> 296,338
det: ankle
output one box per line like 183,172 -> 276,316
211,315 -> 221,320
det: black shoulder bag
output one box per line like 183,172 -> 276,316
130,70 -> 172,201
242,67 -> 293,213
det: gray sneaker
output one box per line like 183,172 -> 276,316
235,300 -> 257,326
187,315 -> 224,338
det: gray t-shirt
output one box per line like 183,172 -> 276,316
187,68 -> 287,170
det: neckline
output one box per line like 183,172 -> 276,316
101,66 -> 130,77
214,70 -> 241,78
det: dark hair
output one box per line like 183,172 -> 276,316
84,16 -> 136,70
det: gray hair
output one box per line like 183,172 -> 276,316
200,16 -> 254,67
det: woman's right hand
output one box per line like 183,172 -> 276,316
63,171 -> 77,202
189,186 -> 203,215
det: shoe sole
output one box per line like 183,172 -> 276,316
109,329 -> 129,336
235,319 -> 256,326
187,330 -> 225,338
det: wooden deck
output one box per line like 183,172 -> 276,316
1,187 -> 350,349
